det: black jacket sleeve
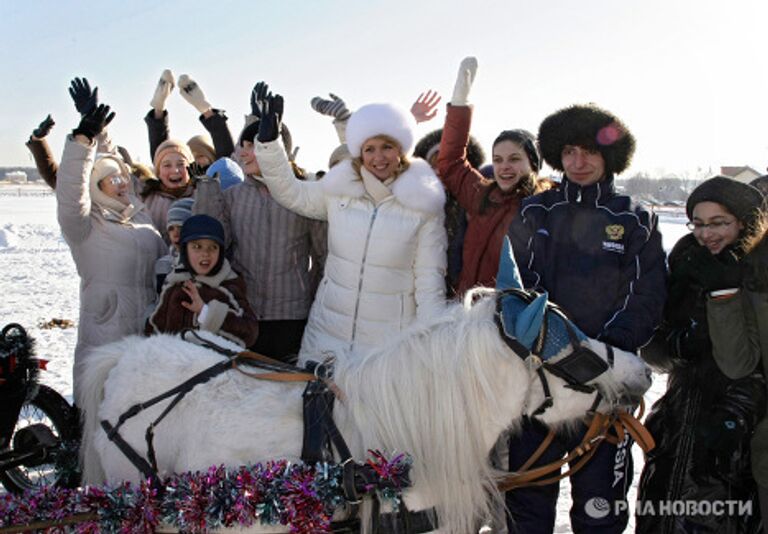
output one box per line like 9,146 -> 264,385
144,109 -> 169,161
199,109 -> 235,160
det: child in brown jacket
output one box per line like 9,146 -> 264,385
146,214 -> 258,347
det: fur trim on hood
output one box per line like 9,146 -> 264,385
321,159 -> 445,216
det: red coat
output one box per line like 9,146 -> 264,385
437,105 -> 548,295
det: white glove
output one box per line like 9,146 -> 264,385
178,74 -> 212,114
149,69 -> 175,112
450,57 -> 478,106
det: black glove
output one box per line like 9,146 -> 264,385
667,320 -> 711,361
694,409 -> 747,476
187,162 -> 205,182
684,245 -> 743,292
72,104 -> 115,141
250,81 -> 270,118
68,77 -> 98,116
32,115 -> 55,139
257,94 -> 284,143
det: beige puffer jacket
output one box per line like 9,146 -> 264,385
56,137 -> 166,403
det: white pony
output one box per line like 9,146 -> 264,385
80,242 -> 652,534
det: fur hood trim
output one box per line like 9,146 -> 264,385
321,159 -> 445,215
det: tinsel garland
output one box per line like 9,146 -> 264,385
0,451 -> 411,534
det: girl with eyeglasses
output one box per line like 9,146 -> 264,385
56,104 -> 166,407
638,176 -> 768,533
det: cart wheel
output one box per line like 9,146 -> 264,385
0,384 -> 79,493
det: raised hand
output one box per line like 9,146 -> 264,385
69,77 -> 98,116
451,56 -> 478,106
32,115 -> 55,139
150,69 -> 175,112
250,81 -> 271,118
257,94 -> 284,143
72,104 -> 115,141
178,74 -> 212,114
181,280 -> 204,314
410,90 -> 442,123
310,93 -> 350,121
187,162 -> 205,181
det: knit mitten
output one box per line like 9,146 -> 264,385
178,74 -> 212,114
450,57 -> 478,106
311,93 -> 351,121
150,69 -> 175,112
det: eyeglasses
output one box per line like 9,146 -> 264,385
104,175 -> 128,186
686,219 -> 736,232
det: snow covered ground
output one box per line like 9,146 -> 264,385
0,186 -> 689,532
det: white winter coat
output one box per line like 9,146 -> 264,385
255,141 -> 447,361
56,137 -> 166,403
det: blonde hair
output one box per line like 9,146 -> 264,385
351,135 -> 410,179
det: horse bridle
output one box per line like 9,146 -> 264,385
492,288 -> 614,418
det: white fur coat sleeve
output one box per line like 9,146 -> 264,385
414,203 -> 448,321
254,140 -> 328,221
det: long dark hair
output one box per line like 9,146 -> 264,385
478,130 -> 540,215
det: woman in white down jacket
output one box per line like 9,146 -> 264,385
254,95 -> 447,362
56,104 -> 166,404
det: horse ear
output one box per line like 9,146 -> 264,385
496,236 -> 523,290
515,292 -> 548,348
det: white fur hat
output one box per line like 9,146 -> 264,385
346,103 -> 415,157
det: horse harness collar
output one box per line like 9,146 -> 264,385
493,288 -> 612,418
100,331 -> 435,533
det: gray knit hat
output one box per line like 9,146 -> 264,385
686,175 -> 764,228
166,197 -> 194,228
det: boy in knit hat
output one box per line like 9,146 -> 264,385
147,214 -> 258,348
154,197 -> 194,292
506,103 -> 667,534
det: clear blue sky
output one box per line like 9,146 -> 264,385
2,0 -> 767,178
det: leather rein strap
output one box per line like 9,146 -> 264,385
498,400 -> 655,492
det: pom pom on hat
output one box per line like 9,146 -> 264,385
538,103 -> 635,175
686,175 -> 764,228
207,157 -> 244,190
166,197 -> 194,228
153,139 -> 193,174
346,103 -> 415,157
187,134 -> 216,164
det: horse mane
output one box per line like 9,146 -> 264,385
338,296 -> 525,534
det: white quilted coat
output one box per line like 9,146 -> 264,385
255,141 -> 447,361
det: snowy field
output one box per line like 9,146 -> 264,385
0,186 -> 689,532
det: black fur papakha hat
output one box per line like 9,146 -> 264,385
538,103 -> 636,175
413,129 -> 486,170
686,175 -> 764,228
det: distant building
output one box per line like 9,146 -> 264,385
4,171 -> 27,184
720,166 -> 761,184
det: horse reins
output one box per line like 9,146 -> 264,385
497,400 -> 655,492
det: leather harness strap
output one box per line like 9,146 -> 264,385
498,400 -> 655,492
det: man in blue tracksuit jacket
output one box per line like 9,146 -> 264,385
506,104 -> 667,533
